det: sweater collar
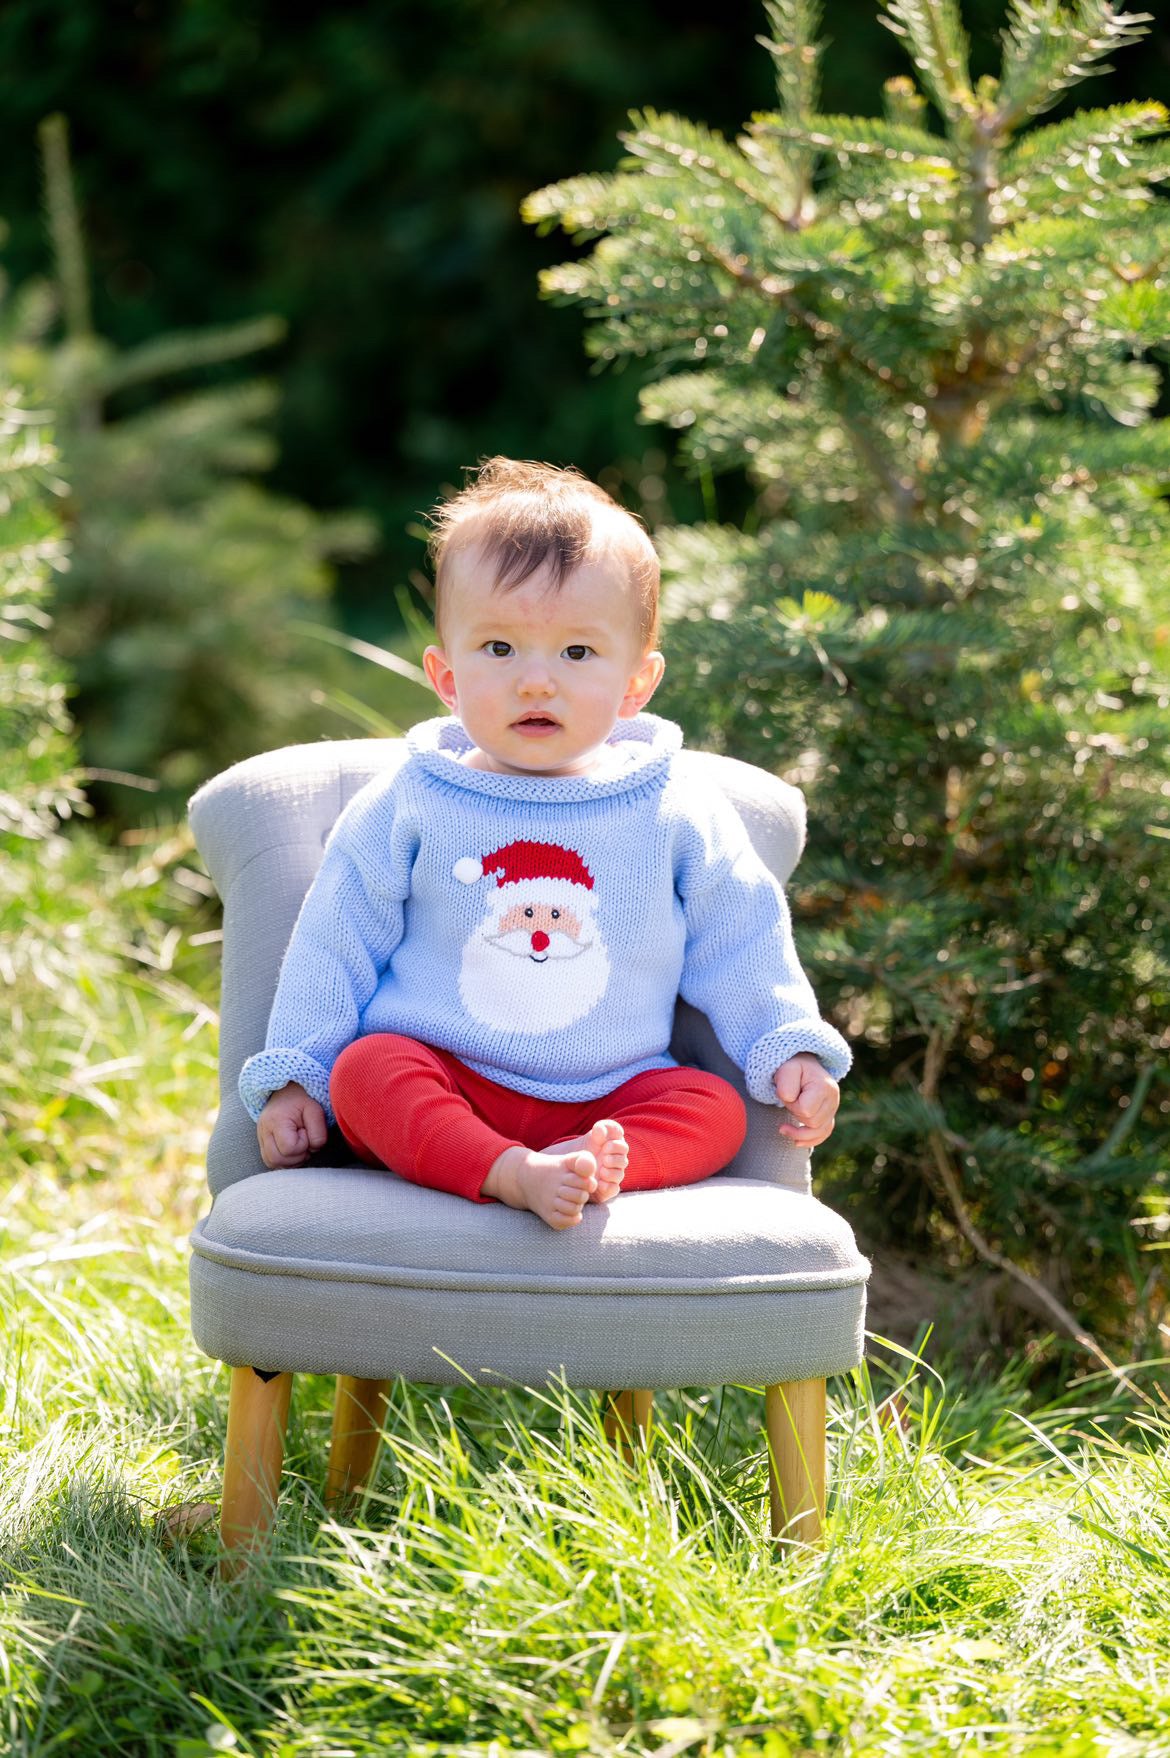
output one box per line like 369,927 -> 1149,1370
405,713 -> 682,802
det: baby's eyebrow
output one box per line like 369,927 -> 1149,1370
468,620 -> 610,644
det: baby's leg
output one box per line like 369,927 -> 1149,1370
330,1036 -> 596,1228
601,1068 -> 748,1192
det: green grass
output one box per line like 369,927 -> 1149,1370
5,835 -> 1170,1756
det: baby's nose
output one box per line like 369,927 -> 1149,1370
531,930 -> 550,952
518,664 -> 555,694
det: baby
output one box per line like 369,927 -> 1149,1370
240,458 -> 851,1228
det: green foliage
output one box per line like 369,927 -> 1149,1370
528,0 -> 1170,1346
0,368 -> 218,1184
0,2 -> 805,633
0,383 -> 82,838
0,0 -> 1151,628
1,119 -> 381,819
6,1175 -> 1170,1758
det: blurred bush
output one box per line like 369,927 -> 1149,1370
3,119 -> 381,819
0,369 -> 216,1185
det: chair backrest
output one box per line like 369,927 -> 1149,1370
189,737 -> 808,1196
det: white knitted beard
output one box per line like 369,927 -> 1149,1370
458,911 -> 611,1033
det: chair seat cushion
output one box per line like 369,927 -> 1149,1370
190,1169 -> 869,1388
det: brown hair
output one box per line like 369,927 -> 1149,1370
427,457 -> 660,646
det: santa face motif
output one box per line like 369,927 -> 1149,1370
455,842 -> 611,1033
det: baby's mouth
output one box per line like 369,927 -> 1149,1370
513,713 -> 560,730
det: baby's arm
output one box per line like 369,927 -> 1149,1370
675,790 -> 852,1111
774,1053 -> 840,1147
257,1081 -> 329,1169
239,778 -> 418,1128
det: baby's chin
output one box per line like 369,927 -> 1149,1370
464,740 -> 608,779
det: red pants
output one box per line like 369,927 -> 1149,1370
330,1033 -> 747,1202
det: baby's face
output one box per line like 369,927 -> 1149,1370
423,542 -> 664,777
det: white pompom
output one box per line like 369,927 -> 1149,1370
453,856 -> 483,884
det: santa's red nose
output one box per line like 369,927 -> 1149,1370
531,930 -> 550,952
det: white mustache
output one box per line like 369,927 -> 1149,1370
480,928 -> 595,962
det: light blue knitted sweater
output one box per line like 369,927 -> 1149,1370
239,714 -> 852,1123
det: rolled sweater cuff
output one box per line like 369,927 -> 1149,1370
239,1048 -> 335,1124
743,1023 -> 853,1104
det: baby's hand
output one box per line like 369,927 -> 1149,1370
257,1081 -> 328,1169
774,1055 -> 839,1148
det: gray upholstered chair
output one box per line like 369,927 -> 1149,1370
188,738 -> 870,1567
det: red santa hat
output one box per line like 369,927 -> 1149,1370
453,839 -> 597,914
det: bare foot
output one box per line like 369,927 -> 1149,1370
546,1120 -> 628,1205
482,1144 -> 598,1229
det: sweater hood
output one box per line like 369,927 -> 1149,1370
405,712 -> 683,803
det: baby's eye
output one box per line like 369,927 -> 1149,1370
485,640 -> 513,658
563,644 -> 592,662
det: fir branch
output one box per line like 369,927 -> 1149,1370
994,2 -> 1155,136
1097,279 -> 1170,349
755,0 -> 826,223
956,318 -> 1081,428
522,172 -> 659,240
662,221 -> 917,402
758,0 -> 824,120
822,366 -> 924,515
1005,101 -> 1168,175
38,115 -> 92,343
884,75 -> 931,131
757,113 -> 954,168
880,0 -> 976,129
92,317 -> 286,399
980,416 -> 1170,482
621,110 -> 806,232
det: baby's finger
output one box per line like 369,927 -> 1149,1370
781,1105 -> 834,1137
259,1131 -> 292,1169
780,1117 -> 833,1147
778,1114 -> 813,1140
774,1063 -> 805,1107
272,1116 -> 301,1153
306,1108 -> 328,1152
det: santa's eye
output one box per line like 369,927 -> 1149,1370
551,909 -> 560,919
485,640 -> 513,658
563,644 -> 592,662
524,906 -> 534,917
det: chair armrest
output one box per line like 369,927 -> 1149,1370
670,1001 -> 812,1195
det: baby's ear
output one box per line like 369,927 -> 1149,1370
619,650 -> 666,717
423,645 -> 459,709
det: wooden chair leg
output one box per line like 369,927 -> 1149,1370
604,1389 -> 653,1458
219,1366 -> 293,1576
325,1375 -> 391,1507
765,1378 -> 826,1545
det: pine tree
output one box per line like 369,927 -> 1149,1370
0,375 -> 82,840
525,1 -> 1170,1352
3,117 -> 376,819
